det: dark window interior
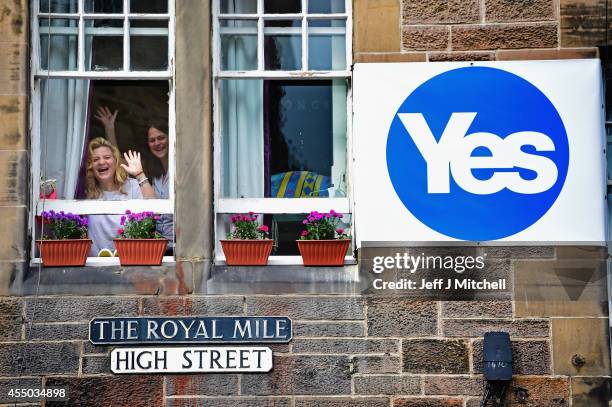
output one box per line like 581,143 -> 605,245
264,80 -> 333,197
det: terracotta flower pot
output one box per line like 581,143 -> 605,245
296,239 -> 350,266
36,239 -> 92,267
114,239 -> 168,266
220,239 -> 274,266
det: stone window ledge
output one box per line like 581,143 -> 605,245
12,264 -> 363,296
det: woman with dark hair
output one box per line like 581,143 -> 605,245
95,106 -> 173,247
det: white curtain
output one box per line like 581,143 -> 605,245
221,0 -> 263,198
41,79 -> 90,199
40,10 -> 92,199
221,79 -> 263,198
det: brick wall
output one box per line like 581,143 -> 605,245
9,291 -> 605,406
0,0 -> 611,406
354,0 -> 603,62
0,288 -> 608,406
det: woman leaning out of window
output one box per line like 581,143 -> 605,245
85,137 -> 155,256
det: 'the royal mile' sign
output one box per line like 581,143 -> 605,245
89,317 -> 292,345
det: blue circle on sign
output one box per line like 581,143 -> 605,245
386,66 -> 569,240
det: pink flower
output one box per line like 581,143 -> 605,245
336,228 -> 344,235
117,228 -> 124,235
302,219 -> 308,224
154,215 -> 161,220
258,225 -> 269,232
301,230 -> 309,237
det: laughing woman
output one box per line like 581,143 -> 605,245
86,137 -> 155,256
95,106 -> 173,247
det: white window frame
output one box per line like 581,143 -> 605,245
30,0 -> 176,265
212,0 -> 354,264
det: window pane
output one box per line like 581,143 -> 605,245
85,0 -> 123,13
220,0 -> 257,13
130,0 -> 167,13
85,19 -> 123,70
267,80 -> 347,197
220,79 -> 347,198
130,20 -> 169,70
39,79 -> 170,199
39,19 -> 78,71
308,20 -> 346,70
264,0 -> 301,13
39,0 -> 78,13
264,20 -> 302,70
220,20 -> 258,71
308,0 -> 345,13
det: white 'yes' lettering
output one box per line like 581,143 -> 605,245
398,112 -> 558,195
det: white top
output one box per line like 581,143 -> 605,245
88,178 -> 143,256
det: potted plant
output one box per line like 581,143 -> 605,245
297,210 -> 350,266
114,210 -> 168,266
221,212 -> 273,266
37,210 -> 91,267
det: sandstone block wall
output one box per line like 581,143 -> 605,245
0,0 -> 610,405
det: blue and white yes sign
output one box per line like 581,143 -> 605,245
353,61 -> 606,243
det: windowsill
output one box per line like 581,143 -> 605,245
30,256 -> 176,267
18,261 -> 364,296
213,255 -> 356,266
19,262 -> 185,296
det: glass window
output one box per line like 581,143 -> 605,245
308,19 -> 346,70
220,19 -> 258,71
39,19 -> 79,71
33,1 -> 175,262
130,0 -> 168,14
130,20 -> 169,71
39,0 -> 78,13
308,0 -> 345,13
85,0 -> 124,13
220,79 -> 347,198
85,19 -> 124,71
214,0 -> 351,259
264,0 -> 301,14
220,0 -> 258,14
264,20 -> 301,70
217,0 -> 349,72
37,5 -> 171,73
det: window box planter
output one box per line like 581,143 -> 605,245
221,239 -> 274,266
114,239 -> 168,266
296,239 -> 350,266
37,239 -> 92,267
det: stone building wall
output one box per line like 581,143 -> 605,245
0,0 -> 610,406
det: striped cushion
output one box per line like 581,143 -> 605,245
271,171 -> 330,197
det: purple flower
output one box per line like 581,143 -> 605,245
120,216 -> 126,225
